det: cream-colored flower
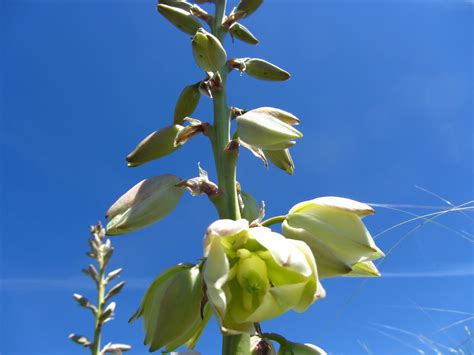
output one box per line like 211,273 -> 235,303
282,196 -> 384,279
203,219 -> 324,334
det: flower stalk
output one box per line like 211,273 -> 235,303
101,0 -> 385,353
210,1 -> 247,352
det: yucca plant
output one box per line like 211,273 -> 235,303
102,1 -> 385,353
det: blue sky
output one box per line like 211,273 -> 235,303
1,0 -> 473,354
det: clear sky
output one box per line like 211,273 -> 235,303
1,0 -> 473,354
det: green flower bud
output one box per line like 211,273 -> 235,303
237,108 -> 302,151
106,174 -> 184,235
278,342 -> 327,355
192,28 -> 227,73
229,23 -> 259,45
174,83 -> 201,124
203,219 -> 324,334
244,58 -> 290,81
235,0 -> 264,18
158,0 -> 193,12
282,197 -> 385,279
157,4 -> 201,35
126,125 -> 182,167
264,149 -> 294,175
240,191 -> 260,222
130,264 -> 209,352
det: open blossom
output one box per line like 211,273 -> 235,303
203,219 -> 325,334
282,196 -> 384,279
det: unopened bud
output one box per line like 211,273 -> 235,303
192,28 -> 227,73
252,107 -> 300,125
244,58 -> 290,81
106,174 -> 184,235
264,149 -> 294,175
158,0 -> 193,12
157,4 -> 201,35
126,125 -> 182,167
237,109 -> 302,151
174,83 -> 201,124
278,342 -> 327,355
235,0 -> 264,18
130,264 -> 208,352
229,23 -> 259,45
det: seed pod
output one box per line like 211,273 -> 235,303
174,83 -> 201,124
126,125 -> 182,167
235,0 -> 264,18
157,4 -> 201,35
158,0 -> 193,12
192,28 -> 227,73
245,58 -> 290,81
229,23 -> 259,45
264,149 -> 294,175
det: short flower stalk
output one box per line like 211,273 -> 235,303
70,223 -> 131,355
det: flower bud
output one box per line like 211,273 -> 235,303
235,0 -> 264,18
159,0 -> 193,12
174,83 -> 201,124
203,219 -> 324,334
263,149 -> 294,175
130,264 -> 209,352
126,125 -> 182,167
229,23 -> 259,45
240,191 -> 260,222
192,28 -> 227,73
244,58 -> 290,81
282,197 -> 384,279
157,4 -> 201,35
237,109 -> 302,151
278,342 -> 327,355
252,107 -> 300,126
106,174 -> 184,235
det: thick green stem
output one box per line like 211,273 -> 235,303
91,260 -> 105,355
223,334 -> 251,355
210,1 -> 249,354
211,73 -> 241,220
